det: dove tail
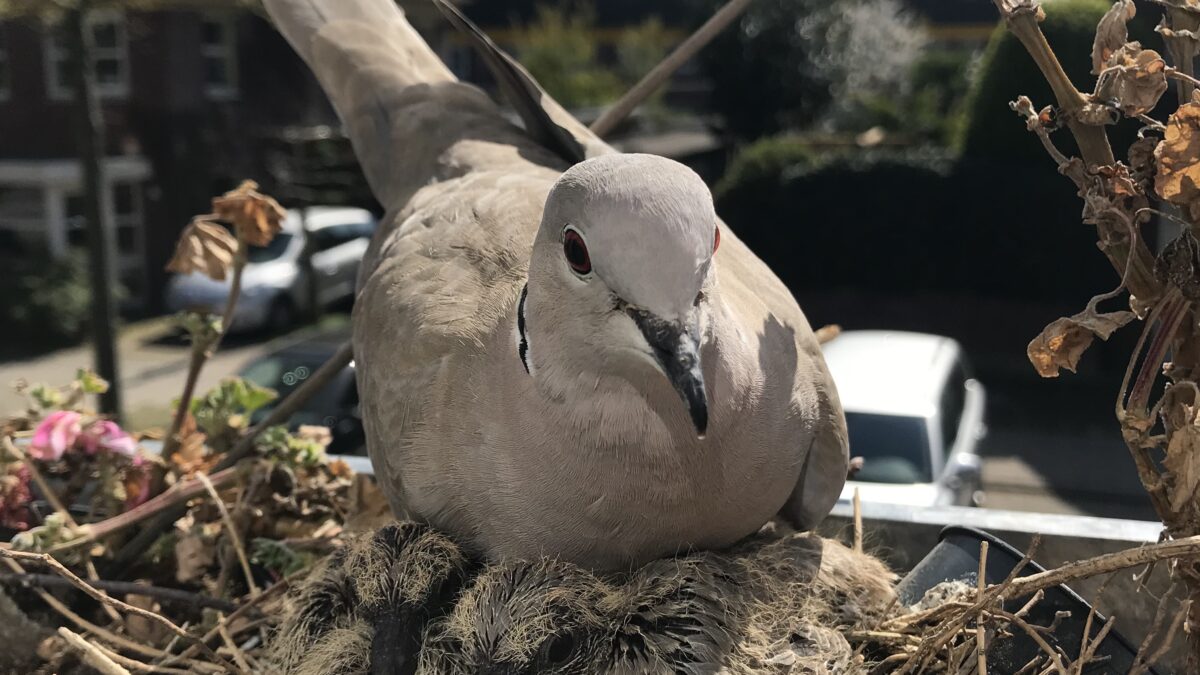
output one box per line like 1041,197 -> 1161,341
262,0 -> 534,209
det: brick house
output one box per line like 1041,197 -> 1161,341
0,3 -> 459,311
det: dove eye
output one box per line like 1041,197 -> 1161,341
713,226 -> 720,254
563,227 -> 592,276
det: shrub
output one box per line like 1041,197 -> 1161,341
714,135 -> 818,202
0,250 -> 92,352
715,147 -> 1117,303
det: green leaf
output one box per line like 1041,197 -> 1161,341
75,368 -> 109,394
30,384 -> 64,410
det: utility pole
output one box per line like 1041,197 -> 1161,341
70,1 -> 123,419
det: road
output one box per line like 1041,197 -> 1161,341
0,316 -> 348,430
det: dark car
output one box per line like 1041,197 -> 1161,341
238,329 -> 365,456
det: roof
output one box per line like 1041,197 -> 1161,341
821,330 -> 961,418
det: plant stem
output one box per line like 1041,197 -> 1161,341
161,243 -> 246,459
993,0 -> 1162,307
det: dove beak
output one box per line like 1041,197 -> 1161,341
628,308 -> 708,438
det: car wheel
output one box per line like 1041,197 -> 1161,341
267,296 -> 297,334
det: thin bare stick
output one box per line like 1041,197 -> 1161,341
1132,582 -> 1181,675
196,471 -> 259,598
163,241 -> 246,459
0,572 -> 238,612
1132,600 -> 1190,675
989,609 -> 1069,674
853,487 -> 863,554
978,541 -> 990,675
216,617 -> 252,672
0,548 -> 232,668
48,465 -> 239,554
590,0 -> 753,138
1075,616 -> 1116,675
88,641 -> 195,675
58,626 -> 131,675
1003,535 -> 1200,599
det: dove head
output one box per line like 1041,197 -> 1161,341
525,154 -> 720,437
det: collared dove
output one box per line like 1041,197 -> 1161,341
272,522 -> 897,674
263,0 -> 848,571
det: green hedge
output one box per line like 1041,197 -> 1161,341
716,140 -> 1117,303
0,251 -> 93,353
958,0 -> 1163,162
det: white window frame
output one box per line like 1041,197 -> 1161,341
201,14 -> 238,100
44,9 -> 130,101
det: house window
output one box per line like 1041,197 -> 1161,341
0,30 -> 11,101
44,10 -> 130,100
202,16 -> 237,99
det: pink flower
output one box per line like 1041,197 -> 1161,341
80,420 -> 137,457
30,411 -> 82,461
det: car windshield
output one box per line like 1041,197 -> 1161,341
239,350 -> 343,419
845,411 -> 933,484
246,232 -> 294,263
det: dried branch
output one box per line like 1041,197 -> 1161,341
0,548 -> 232,669
0,572 -> 238,612
977,541 -> 990,675
196,471 -> 259,598
1002,535 -> 1200,599
590,0 -> 753,137
58,626 -> 131,675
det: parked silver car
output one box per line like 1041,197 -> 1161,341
825,330 -> 987,508
165,207 -> 376,332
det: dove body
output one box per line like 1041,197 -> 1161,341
263,0 -> 848,571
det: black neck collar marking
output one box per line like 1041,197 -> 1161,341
517,284 -> 531,375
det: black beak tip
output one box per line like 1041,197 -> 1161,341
691,403 -> 708,439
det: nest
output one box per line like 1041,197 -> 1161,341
271,521 -> 898,674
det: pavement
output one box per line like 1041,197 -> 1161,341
0,315 -> 349,431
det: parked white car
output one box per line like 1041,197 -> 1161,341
824,330 -> 987,508
165,207 -> 376,332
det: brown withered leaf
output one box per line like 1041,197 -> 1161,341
174,529 -> 216,584
1156,229 -> 1200,299
1028,301 -> 1135,377
170,413 -> 212,475
1094,44 -> 1168,117
1155,102 -> 1200,220
165,219 -> 237,281
212,180 -> 286,247
1165,411 -> 1200,513
1128,136 -> 1158,192
1093,0 -> 1136,75
296,425 -> 333,448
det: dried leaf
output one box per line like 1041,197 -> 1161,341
1165,411 -> 1200,513
1156,230 -> 1200,299
1093,44 -> 1168,117
1028,301 -> 1135,377
212,180 -> 287,247
165,219 -> 237,281
174,530 -> 216,584
1155,102 -> 1200,221
1093,0 -> 1136,75
170,413 -> 211,475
